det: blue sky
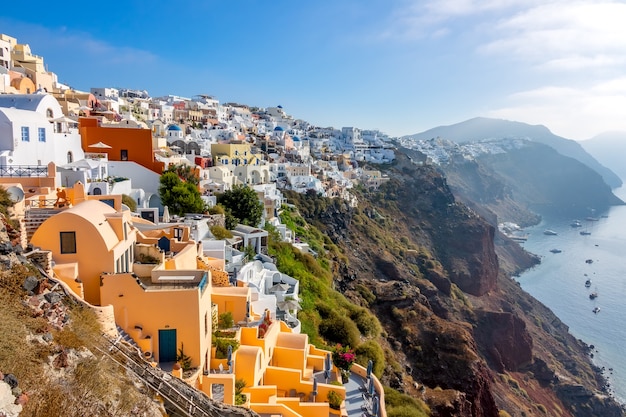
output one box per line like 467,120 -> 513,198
2,0 -> 626,139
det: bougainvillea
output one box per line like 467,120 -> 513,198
332,344 -> 356,371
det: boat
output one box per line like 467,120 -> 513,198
580,231 -> 591,236
585,279 -> 592,288
589,292 -> 598,300
585,259 -> 593,264
549,249 -> 562,253
586,216 -> 599,222
570,220 -> 582,228
543,229 -> 558,236
593,307 -> 601,314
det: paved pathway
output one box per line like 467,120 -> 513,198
343,372 -> 378,417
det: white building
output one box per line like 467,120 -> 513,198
0,94 -> 84,167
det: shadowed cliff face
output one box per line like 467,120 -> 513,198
288,155 -> 624,417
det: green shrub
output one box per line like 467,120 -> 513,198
355,340 -> 385,376
349,307 -> 381,337
210,225 -> 232,240
235,378 -> 247,405
384,386 -> 430,417
176,344 -> 192,371
214,338 -> 239,359
218,312 -> 234,329
356,284 -> 376,305
319,313 -> 360,347
327,390 -> 342,410
208,204 -> 225,215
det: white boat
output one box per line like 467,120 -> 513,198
570,220 -> 582,228
593,307 -> 601,314
544,229 -> 558,236
585,279 -> 592,288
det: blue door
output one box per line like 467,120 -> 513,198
158,236 -> 170,253
158,329 -> 177,362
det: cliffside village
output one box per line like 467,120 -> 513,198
0,33 -> 393,416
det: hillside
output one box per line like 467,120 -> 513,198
437,140 -> 624,222
286,154 -> 624,417
580,132 -> 626,183
404,117 -> 622,189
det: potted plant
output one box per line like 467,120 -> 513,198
327,390 -> 342,410
332,344 -> 356,383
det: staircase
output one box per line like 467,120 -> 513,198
103,335 -> 258,417
25,208 -> 65,241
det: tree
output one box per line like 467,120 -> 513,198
159,172 -> 206,216
216,185 -> 263,228
164,164 -> 199,185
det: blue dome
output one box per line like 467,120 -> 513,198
274,126 -> 284,131
292,136 -> 301,141
167,125 -> 182,131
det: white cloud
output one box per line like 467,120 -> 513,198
487,78 -> 626,139
480,1 -> 626,71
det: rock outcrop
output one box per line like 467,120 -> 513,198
288,155 -> 624,416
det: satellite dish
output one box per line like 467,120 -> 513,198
6,186 -> 24,203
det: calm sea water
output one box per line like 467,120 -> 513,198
516,186 -> 626,404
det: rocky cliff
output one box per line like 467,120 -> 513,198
287,154 -> 624,417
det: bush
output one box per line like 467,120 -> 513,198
319,313 -> 360,348
355,340 -> 385,376
208,204 -> 225,215
332,344 -> 356,371
349,307 -> 381,337
355,284 -> 376,306
327,390 -> 342,410
218,312 -> 234,329
210,225 -> 232,240
214,338 -> 239,359
176,344 -> 192,371
384,387 -> 430,417
235,378 -> 247,405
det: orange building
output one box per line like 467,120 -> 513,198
78,117 -> 165,174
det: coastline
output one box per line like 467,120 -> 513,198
512,188 -> 626,405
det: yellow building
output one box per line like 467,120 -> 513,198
211,143 -> 262,167
26,195 -> 359,416
30,198 -> 133,305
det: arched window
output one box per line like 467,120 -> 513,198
92,187 -> 102,195
67,152 -> 73,163
46,108 -> 53,118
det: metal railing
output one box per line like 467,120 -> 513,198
0,165 -> 48,177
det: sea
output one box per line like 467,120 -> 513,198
515,185 -> 626,404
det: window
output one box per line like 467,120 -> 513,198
60,232 -> 76,254
46,108 -> 53,118
121,149 -> 128,161
21,126 -> 29,142
67,151 -> 73,163
38,127 -> 46,142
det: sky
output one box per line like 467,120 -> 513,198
2,0 -> 626,140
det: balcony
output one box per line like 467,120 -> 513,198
0,165 -> 48,177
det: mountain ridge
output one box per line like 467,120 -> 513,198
403,117 -> 623,189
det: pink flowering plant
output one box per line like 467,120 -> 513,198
332,344 -> 356,371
